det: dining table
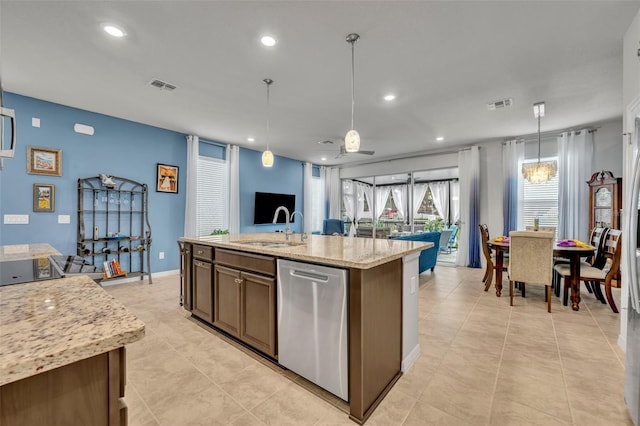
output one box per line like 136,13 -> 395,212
488,240 -> 594,311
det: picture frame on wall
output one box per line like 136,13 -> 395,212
156,163 -> 179,193
27,146 -> 62,176
33,183 -> 55,212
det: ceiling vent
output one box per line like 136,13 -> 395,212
487,98 -> 513,110
148,79 -> 177,91
318,140 -> 335,145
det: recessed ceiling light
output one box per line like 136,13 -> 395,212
321,157 -> 327,161
436,136 -> 444,142
260,35 -> 277,47
383,94 -> 396,101
247,137 -> 255,142
103,24 -> 126,38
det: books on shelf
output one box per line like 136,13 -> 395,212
103,259 -> 127,279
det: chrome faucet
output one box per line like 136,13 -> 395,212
273,206 -> 292,241
290,210 -> 307,242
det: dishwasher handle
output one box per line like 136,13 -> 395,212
289,269 -> 330,283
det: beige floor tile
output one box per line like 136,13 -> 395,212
489,398 -> 570,426
229,412 -> 268,425
419,373 -> 493,424
364,387 -> 417,425
250,382 -> 340,425
217,362 -> 291,411
403,399 -> 469,426
125,383 -> 160,426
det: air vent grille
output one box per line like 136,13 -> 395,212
148,79 -> 177,91
487,98 -> 513,110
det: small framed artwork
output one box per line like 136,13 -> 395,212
33,183 -> 55,212
156,163 -> 179,193
33,257 -> 52,280
27,146 -> 62,176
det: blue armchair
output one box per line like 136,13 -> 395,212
394,231 -> 441,274
322,219 -> 345,235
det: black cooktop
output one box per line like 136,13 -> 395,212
0,257 -> 64,286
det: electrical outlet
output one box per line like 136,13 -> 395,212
32,117 -> 40,127
58,215 -> 70,224
159,251 -> 165,260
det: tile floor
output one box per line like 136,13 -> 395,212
104,266 -> 633,425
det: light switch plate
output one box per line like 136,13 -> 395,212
4,214 -> 29,224
159,251 -> 165,260
32,117 -> 40,127
58,215 -> 71,224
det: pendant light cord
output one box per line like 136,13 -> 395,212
537,114 -> 541,164
350,40 -> 355,130
264,78 -> 272,151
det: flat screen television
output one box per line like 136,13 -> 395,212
254,192 -> 296,224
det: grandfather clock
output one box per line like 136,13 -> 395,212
587,170 -> 622,232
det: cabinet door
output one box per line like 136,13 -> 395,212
183,243 -> 193,311
240,271 -> 276,358
192,260 -> 213,323
213,265 -> 241,337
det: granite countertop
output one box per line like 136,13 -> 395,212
179,233 -> 431,269
0,275 -> 145,386
0,243 -> 61,262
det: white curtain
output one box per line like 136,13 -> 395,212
327,167 -> 341,219
391,185 -> 407,221
429,182 -> 449,223
412,184 -> 429,217
226,144 -> 240,234
317,166 -> 327,230
342,180 -> 356,236
303,162 -> 313,234
184,135 -> 199,237
457,146 -> 481,268
356,182 -> 372,222
374,186 -> 391,222
558,130 -> 593,242
450,181 -> 460,223
502,140 -> 524,235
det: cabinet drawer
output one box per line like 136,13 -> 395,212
193,245 -> 214,262
216,249 -> 275,276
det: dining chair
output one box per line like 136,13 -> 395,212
508,230 -> 555,312
525,225 -> 557,234
322,219 -> 345,236
479,224 -> 508,291
554,229 -> 621,313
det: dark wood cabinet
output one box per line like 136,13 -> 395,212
214,249 -> 277,358
192,244 -> 214,323
240,271 -> 276,358
181,242 -> 193,311
587,171 -> 622,232
213,265 -> 241,336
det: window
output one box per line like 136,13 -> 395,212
310,175 -> 324,232
197,156 -> 228,236
518,157 -> 559,234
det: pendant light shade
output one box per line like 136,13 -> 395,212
345,33 -> 360,153
522,101 -> 557,183
262,78 -> 274,167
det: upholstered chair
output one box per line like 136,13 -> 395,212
508,231 -> 555,312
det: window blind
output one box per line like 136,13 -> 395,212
197,156 -> 228,236
518,157 -> 559,236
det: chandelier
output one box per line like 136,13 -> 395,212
522,102 -> 557,183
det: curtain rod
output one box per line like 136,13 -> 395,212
503,127 -> 599,145
189,135 -> 227,149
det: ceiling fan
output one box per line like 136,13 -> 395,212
317,139 -> 375,158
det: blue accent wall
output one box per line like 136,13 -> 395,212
0,93 -> 309,273
0,93 -> 187,273
239,149 -> 304,234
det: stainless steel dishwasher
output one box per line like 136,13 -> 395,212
277,259 -> 348,401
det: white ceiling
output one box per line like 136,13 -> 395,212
1,1 -> 638,166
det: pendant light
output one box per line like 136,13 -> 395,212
261,78 -> 274,167
345,33 -> 360,153
522,101 -> 557,183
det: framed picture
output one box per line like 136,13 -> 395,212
33,183 -> 55,212
33,257 -> 52,280
27,146 -> 62,176
156,163 -> 179,193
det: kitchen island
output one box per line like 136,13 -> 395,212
0,274 -> 145,425
178,233 -> 431,424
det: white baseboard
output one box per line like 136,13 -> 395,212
100,269 -> 179,286
402,344 -> 421,372
618,334 -> 627,353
